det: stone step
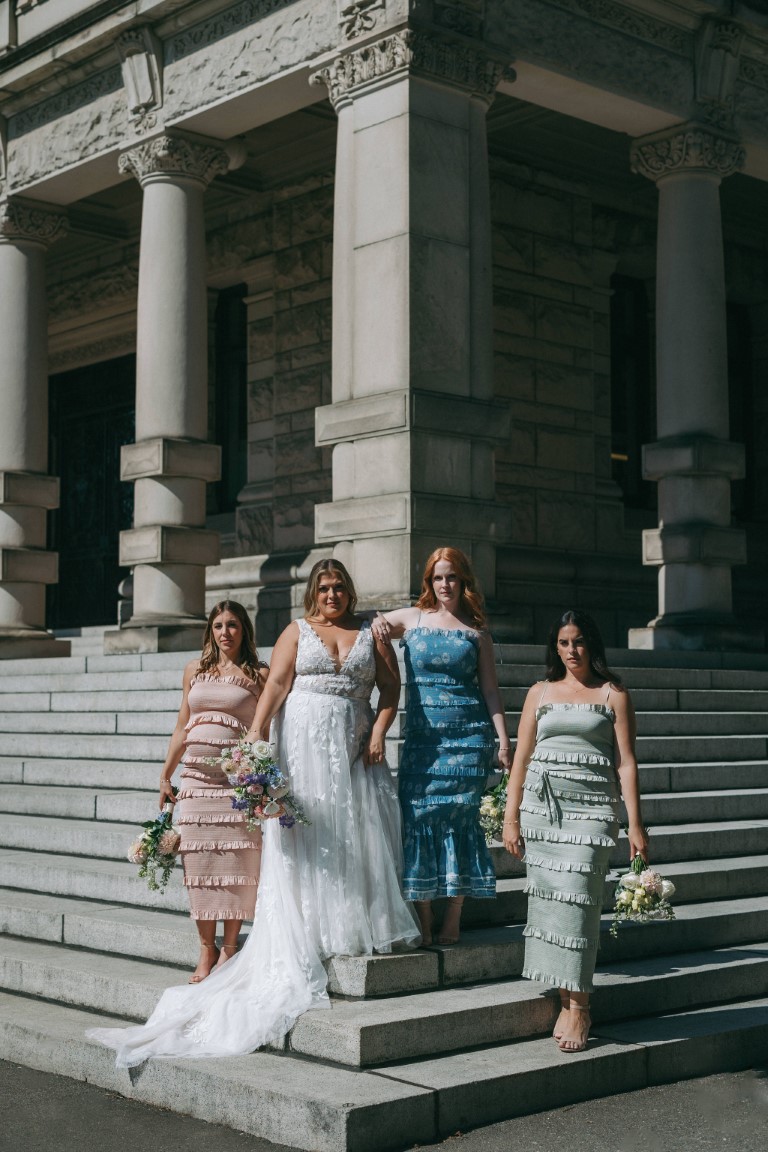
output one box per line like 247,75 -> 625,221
0,732 -> 169,761
2,932 -> 767,1070
0,757 -> 162,790
0,992 -> 434,1152
494,664 -> 768,690
382,995 -> 768,1137
0,711 -> 178,736
641,788 -> 768,825
498,686 -> 766,712
0,689 -> 183,713
0,670 -> 185,694
0,848 -> 189,912
637,761 -> 768,793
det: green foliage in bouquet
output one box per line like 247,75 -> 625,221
479,773 -> 509,845
127,789 -> 181,893
610,852 -> 675,938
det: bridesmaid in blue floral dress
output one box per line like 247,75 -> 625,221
373,547 -> 510,945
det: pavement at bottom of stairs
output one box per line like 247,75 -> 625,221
2,1060 -> 767,1152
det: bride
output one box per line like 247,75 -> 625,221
88,558 -> 419,1066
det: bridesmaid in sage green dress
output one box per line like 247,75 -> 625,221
503,610 -> 648,1054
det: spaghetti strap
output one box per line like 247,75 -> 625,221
604,681 -> 612,705
537,681 -> 548,708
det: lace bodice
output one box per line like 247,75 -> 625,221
292,618 -> 376,700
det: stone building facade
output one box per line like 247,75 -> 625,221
1,0 -> 767,655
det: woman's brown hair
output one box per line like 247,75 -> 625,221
198,600 -> 260,680
416,546 -> 487,629
303,558 -> 358,618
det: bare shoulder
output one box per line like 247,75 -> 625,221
386,606 -> 421,628
607,682 -> 632,710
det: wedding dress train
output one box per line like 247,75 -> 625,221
88,619 -> 419,1067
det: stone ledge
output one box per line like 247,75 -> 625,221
0,471 -> 59,509
315,493 -> 409,541
642,436 -> 745,481
0,546 -> 58,583
642,524 -> 746,566
315,390 -> 511,446
120,438 -> 221,482
118,525 -> 220,566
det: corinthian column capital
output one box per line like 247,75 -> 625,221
310,28 -> 507,109
0,199 -> 68,247
630,122 -> 745,183
118,134 -> 230,188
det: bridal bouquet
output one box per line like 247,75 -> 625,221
128,792 -> 180,893
479,773 -> 509,845
215,738 -> 309,832
610,853 -> 676,938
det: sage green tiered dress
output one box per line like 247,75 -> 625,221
520,698 -> 620,993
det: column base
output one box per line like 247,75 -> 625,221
0,630 -> 72,660
628,613 -> 764,652
103,623 -> 205,656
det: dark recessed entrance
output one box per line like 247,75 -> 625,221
48,355 -> 136,629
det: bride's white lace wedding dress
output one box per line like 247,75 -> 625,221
88,619 -> 419,1067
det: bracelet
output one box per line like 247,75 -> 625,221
504,818 -> 520,826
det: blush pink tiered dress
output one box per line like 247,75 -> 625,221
176,672 -> 262,921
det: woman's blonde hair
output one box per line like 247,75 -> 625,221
303,558 -> 358,618
198,600 -> 260,679
416,546 -> 487,629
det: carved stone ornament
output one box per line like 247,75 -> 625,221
548,0 -> 688,54
118,135 -> 230,187
630,124 -> 745,182
116,25 -> 163,126
338,0 -> 384,41
0,199 -> 67,246
311,29 -> 506,107
695,18 -> 744,129
434,1 -> 485,38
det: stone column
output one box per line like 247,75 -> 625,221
105,136 -> 227,655
311,31 -> 511,604
628,123 -> 752,649
0,199 -> 70,659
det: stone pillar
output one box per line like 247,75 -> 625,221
628,123 -> 753,649
104,136 -> 227,655
0,199 -> 70,659
311,31 -> 511,604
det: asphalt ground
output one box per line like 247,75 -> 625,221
1,1060 -> 767,1152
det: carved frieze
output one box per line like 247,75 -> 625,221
695,17 -> 744,130
0,199 -> 67,246
10,66 -> 123,137
167,0 -> 294,62
118,135 -> 230,187
546,0 -> 688,54
49,333 -> 136,375
630,124 -> 745,182
48,263 -> 139,321
311,29 -> 506,107
338,0 -> 384,41
434,1 -> 485,38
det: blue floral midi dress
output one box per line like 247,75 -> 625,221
398,626 -> 496,900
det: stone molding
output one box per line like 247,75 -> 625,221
48,262 -> 139,322
0,198 -> 67,246
120,438 -> 221,483
310,28 -> 506,107
630,123 -> 745,182
695,17 -> 744,129
49,333 -> 136,374
338,0 -> 385,41
118,135 -> 230,187
546,0 -> 689,54
11,66 -> 123,136
116,25 -> 163,135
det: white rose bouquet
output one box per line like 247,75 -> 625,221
610,852 -> 676,938
127,791 -> 181,893
213,737 -> 309,832
479,774 -> 509,845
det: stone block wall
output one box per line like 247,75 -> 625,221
239,175 -> 334,558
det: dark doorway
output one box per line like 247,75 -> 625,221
48,356 -> 135,629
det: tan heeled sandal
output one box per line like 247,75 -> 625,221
557,1004 -> 591,1053
215,943 -> 239,967
553,992 -> 570,1041
188,941 -> 219,984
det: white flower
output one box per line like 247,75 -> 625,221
661,879 -> 676,899
619,873 -> 641,890
618,889 -> 634,906
268,784 -> 289,799
262,800 -> 281,816
249,740 -> 273,759
640,869 -> 662,895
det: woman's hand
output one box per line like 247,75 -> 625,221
371,613 -> 392,646
158,778 -> 176,810
364,730 -> 387,767
503,817 -> 524,859
498,743 -> 512,773
628,822 -> 650,863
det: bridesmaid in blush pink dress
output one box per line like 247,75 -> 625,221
157,600 -> 267,983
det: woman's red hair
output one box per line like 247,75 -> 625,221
416,547 -> 487,629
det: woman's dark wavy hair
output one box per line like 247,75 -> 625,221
545,610 -> 622,685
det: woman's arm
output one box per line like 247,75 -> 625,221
158,660 -> 196,808
612,687 -> 649,862
476,633 -> 511,774
502,683 -> 540,859
364,634 -> 402,766
244,623 -> 299,741
372,606 -> 421,643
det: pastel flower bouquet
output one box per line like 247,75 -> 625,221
214,738 -> 309,832
480,773 -> 509,845
610,852 -> 676,938
128,791 -> 181,893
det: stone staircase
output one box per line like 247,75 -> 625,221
2,645 -> 768,1152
